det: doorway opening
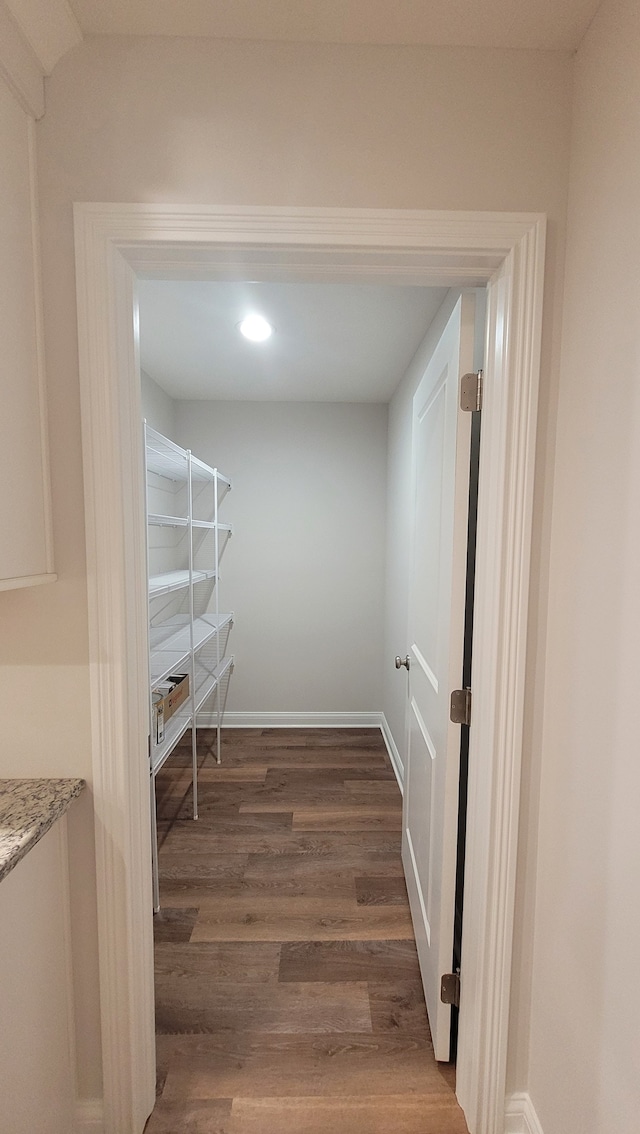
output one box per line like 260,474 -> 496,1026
73,203 -> 545,1134
138,278 -> 485,1129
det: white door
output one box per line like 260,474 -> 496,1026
401,292 -> 477,1060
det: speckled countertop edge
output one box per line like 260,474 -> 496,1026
0,778 -> 85,882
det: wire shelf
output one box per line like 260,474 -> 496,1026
148,568 -> 217,598
149,613 -> 233,686
147,513 -> 188,528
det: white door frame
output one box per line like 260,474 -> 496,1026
73,204 -> 545,1134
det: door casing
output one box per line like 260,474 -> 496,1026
73,204 -> 546,1134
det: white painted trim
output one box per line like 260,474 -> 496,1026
75,1098 -> 105,1134
74,216 -> 156,1134
504,1093 -> 545,1134
0,571 -> 57,591
28,114 -> 55,575
0,88 -> 55,590
57,816 -> 79,1121
201,710 -> 383,729
380,713 -> 404,793
73,204 -> 545,1134
0,0 -> 44,117
454,222 -> 546,1134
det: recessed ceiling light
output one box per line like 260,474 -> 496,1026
238,314 -> 273,343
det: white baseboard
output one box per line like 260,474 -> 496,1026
76,1098 -> 104,1133
504,1093 -> 544,1134
198,711 -> 384,729
380,713 -> 404,794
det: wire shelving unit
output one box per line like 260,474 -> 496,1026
145,423 -> 234,911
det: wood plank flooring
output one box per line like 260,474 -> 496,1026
145,728 -> 468,1134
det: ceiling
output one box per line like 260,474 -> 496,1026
138,281 -> 448,403
67,0 -> 599,51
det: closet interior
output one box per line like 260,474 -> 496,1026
139,278 -> 453,911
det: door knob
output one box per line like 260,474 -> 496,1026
395,655 -> 410,670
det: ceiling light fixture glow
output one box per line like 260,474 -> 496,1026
238,314 -> 273,342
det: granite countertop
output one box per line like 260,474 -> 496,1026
0,778 -> 85,882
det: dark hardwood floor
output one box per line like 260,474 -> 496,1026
145,728 -> 469,1133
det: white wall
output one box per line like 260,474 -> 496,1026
175,400 -> 387,715
25,35 -> 572,1105
525,3 -> 640,1132
141,369 -> 176,436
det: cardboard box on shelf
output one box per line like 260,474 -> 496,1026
153,673 -> 189,730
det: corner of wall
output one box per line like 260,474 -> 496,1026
504,1092 -> 545,1134
140,368 -> 177,438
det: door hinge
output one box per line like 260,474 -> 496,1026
460,370 -> 483,412
450,688 -> 472,726
441,971 -> 461,1008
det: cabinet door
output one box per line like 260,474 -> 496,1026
0,78 -> 54,590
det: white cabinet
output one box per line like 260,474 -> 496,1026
145,425 -> 234,908
0,78 -> 55,591
0,822 -> 76,1133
